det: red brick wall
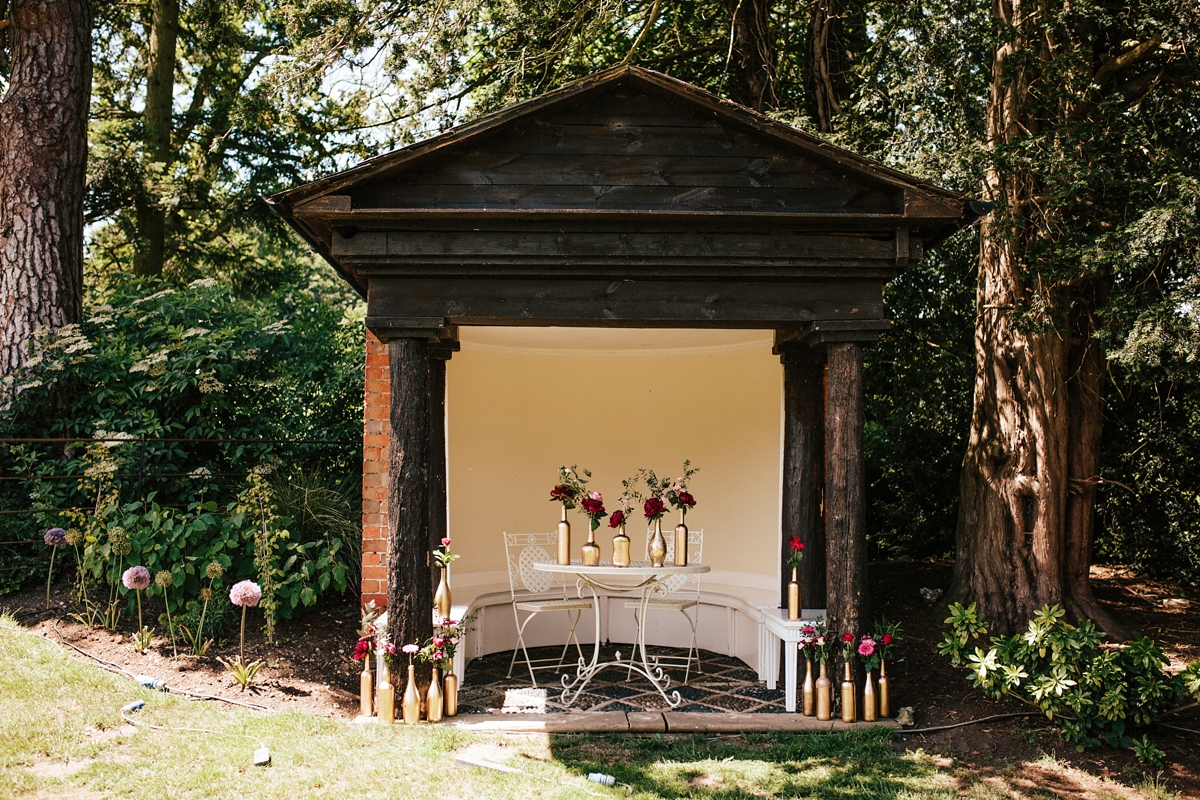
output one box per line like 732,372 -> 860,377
361,331 -> 389,606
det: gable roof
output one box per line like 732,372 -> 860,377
268,65 -> 986,296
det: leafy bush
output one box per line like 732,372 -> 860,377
940,603 -> 1200,763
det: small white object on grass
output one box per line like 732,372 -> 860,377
253,747 -> 271,766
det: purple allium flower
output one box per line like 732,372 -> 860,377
122,565 -> 151,591
44,527 -> 67,547
229,579 -> 262,608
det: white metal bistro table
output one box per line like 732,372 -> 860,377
532,559 -> 710,708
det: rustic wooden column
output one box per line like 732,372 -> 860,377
427,340 -> 458,593
386,336 -> 434,670
825,340 -> 867,713
775,342 -> 826,610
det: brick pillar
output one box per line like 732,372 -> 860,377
361,330 -> 390,606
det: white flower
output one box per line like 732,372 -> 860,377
188,466 -> 213,479
190,277 -> 217,289
182,327 -> 210,338
64,340 -> 92,354
90,315 -> 114,325
133,288 -> 176,305
91,304 -> 114,313
15,379 -> 43,392
261,320 -> 291,335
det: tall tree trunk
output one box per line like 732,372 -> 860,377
0,0 -> 89,379
949,0 -> 1128,638
134,0 -> 178,277
806,0 -> 850,133
725,0 -> 777,111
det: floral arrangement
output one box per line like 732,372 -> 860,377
798,621 -> 830,663
218,579 -> 264,690
579,491 -> 608,531
419,615 -> 476,670
549,465 -> 590,510
840,631 -> 857,663
643,495 -> 666,522
856,633 -> 881,673
608,480 -> 642,529
433,537 -> 459,570
122,565 -> 152,653
664,460 -> 699,519
636,462 -> 698,522
873,617 -> 902,662
786,536 -> 805,568
352,600 -> 381,663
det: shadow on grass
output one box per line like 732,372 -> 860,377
549,727 -> 949,799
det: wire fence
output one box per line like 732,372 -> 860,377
0,436 -> 360,549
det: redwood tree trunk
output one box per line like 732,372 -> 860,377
725,0 -> 777,111
806,0 -> 849,133
133,0 -> 178,277
0,0 -> 89,379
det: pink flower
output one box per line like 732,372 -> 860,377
433,649 -> 444,661
801,625 -> 815,635
383,642 -> 397,656
441,537 -> 452,547
815,636 -> 826,646
229,579 -> 262,608
44,528 -> 67,547
858,638 -> 876,657
122,566 -> 151,591
402,644 -> 419,655
589,491 -> 602,501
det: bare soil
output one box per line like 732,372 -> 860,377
5,560 -> 1199,797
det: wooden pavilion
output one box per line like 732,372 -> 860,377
268,65 -> 986,662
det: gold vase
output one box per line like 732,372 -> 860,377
581,527 -> 601,566
401,664 -> 419,724
377,663 -> 395,724
787,566 -> 801,621
434,567 -> 452,621
878,658 -> 890,718
612,523 -> 631,567
862,668 -> 877,722
444,670 -> 458,717
556,504 -> 571,565
815,661 -> 831,721
841,660 -> 857,723
426,667 -> 444,723
802,657 -> 815,716
648,518 -> 667,567
673,511 -> 688,567
359,661 -> 374,717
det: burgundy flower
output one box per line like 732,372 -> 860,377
643,497 -> 665,519
842,632 -> 854,643
609,509 -> 626,528
550,485 -> 576,502
801,625 -> 815,635
352,637 -> 372,660
384,642 -> 397,656
677,491 -> 696,508
581,497 -> 605,516
882,633 -> 893,645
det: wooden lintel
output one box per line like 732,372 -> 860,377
895,226 -> 910,268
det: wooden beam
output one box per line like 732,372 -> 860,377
779,347 -> 827,610
387,337 -> 433,684
825,341 -> 867,714
366,277 -> 885,328
427,347 -> 451,595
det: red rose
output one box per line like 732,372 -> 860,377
581,497 -> 605,516
843,632 -> 854,643
677,491 -> 696,507
882,634 -> 892,645
609,509 -> 626,528
644,497 -> 665,519
789,536 -> 803,551
352,637 -> 371,660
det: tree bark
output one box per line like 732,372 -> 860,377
949,0 -> 1128,638
387,337 -> 433,683
825,342 -> 866,711
725,0 -> 777,111
0,0 -> 89,379
780,350 -> 826,609
427,351 -> 448,594
805,0 -> 851,133
133,0 -> 178,277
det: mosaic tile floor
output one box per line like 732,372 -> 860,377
459,644 -> 787,714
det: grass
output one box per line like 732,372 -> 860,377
0,614 -> 1167,799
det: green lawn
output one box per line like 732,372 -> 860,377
0,614 -> 1160,799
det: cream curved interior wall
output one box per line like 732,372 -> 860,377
443,328 -> 785,666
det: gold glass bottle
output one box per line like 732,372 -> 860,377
434,567 -> 452,621
443,670 -> 458,717
648,518 -> 667,567
815,660 -> 831,721
377,663 -> 395,724
556,504 -> 571,565
802,657 -> 815,716
841,660 -> 857,723
359,659 -> 374,717
673,510 -> 688,567
426,667 -> 444,723
787,567 -> 801,620
862,669 -> 877,722
878,658 -> 890,718
401,664 -> 420,724
581,527 -> 601,566
612,523 -> 631,567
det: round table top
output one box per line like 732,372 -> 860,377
532,559 -> 710,577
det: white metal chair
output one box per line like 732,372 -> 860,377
504,532 -> 593,686
626,527 -> 704,683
